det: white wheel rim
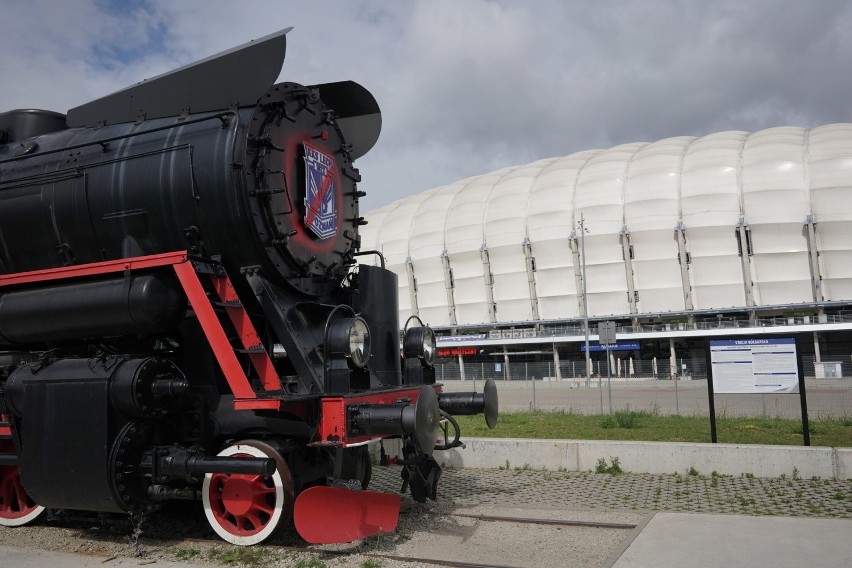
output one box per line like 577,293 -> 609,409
202,443 -> 285,546
0,503 -> 45,527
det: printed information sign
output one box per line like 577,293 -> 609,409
709,338 -> 799,394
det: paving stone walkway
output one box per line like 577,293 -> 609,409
373,464 -> 852,519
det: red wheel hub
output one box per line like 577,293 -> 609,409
207,454 -> 276,537
0,441 -> 40,522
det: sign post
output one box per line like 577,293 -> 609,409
706,337 -> 809,445
598,322 -> 617,414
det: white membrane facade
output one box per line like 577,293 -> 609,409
360,124 -> 852,326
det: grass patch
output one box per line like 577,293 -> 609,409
168,546 -> 200,561
601,408 -> 647,429
454,411 -> 852,447
207,546 -> 274,567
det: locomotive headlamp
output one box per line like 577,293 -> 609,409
403,326 -> 436,367
328,317 -> 371,368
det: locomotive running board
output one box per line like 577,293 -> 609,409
293,486 -> 400,544
0,251 -> 282,410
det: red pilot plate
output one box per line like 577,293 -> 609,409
293,486 -> 400,544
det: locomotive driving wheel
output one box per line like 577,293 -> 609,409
202,440 -> 294,546
0,439 -> 44,527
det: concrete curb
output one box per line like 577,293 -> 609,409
430,438 -> 851,479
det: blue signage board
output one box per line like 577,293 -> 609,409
581,342 -> 640,352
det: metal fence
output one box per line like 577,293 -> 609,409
438,358 -> 852,419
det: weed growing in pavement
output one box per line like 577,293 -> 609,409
688,466 -> 700,477
361,560 -> 382,568
793,467 -> 800,480
169,546 -> 200,561
595,456 -> 624,475
360,530 -> 389,551
294,558 -> 328,568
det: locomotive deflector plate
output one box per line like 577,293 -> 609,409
67,28 -> 292,127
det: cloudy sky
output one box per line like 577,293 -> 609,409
2,1 -> 850,211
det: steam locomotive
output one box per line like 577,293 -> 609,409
0,29 -> 496,546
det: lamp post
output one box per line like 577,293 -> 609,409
579,213 -> 590,389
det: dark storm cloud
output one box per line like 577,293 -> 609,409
1,0 -> 849,209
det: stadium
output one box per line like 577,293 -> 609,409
360,124 -> 852,416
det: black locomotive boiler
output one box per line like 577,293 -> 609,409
0,29 -> 496,546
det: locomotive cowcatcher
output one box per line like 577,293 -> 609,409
0,29 -> 497,545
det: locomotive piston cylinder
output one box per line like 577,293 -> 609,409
149,447 -> 275,482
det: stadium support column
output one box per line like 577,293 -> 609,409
522,238 -> 541,321
735,218 -> 757,310
552,344 -> 562,380
669,337 -> 677,380
813,332 -> 821,365
503,345 -> 511,380
440,250 -> 458,325
480,244 -> 497,323
620,226 -> 639,322
405,257 -> 419,318
675,222 -> 695,311
570,235 -> 585,318
804,215 -> 825,304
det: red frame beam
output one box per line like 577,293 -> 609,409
0,251 -> 281,409
0,251 -> 190,287
172,262 -> 258,400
